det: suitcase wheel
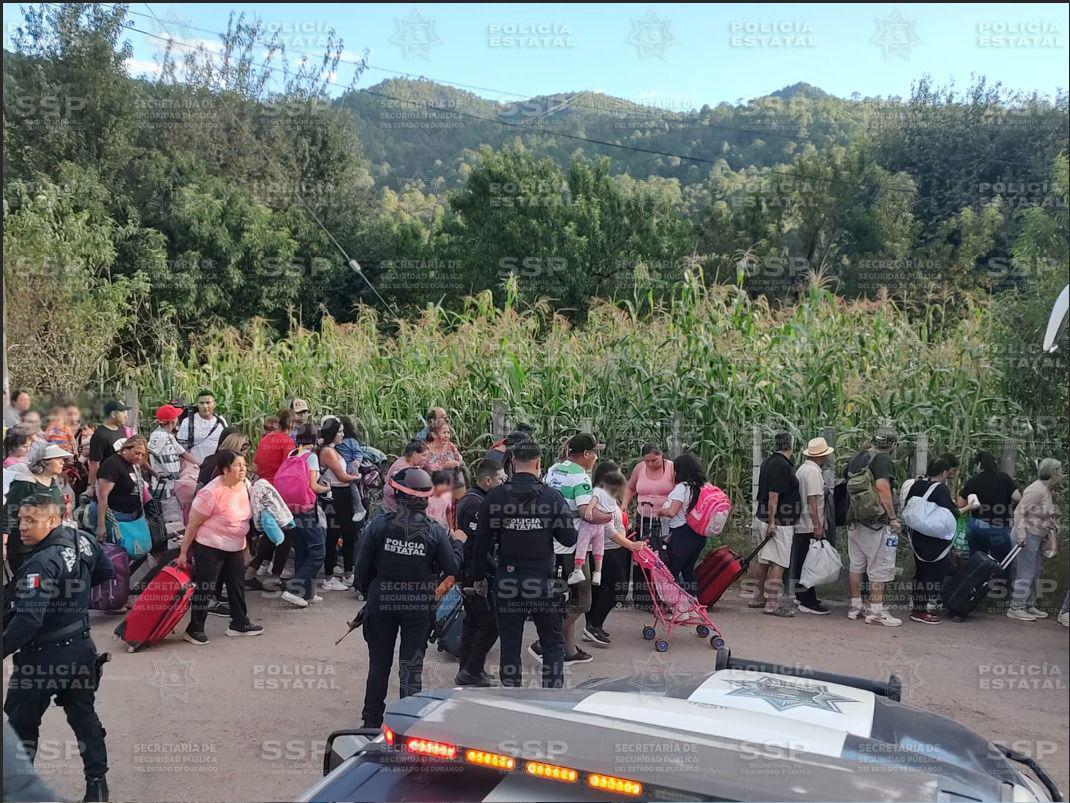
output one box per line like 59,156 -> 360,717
714,645 -> 731,668
641,626 -> 656,641
710,636 -> 726,651
696,625 -> 710,638
654,639 -> 669,653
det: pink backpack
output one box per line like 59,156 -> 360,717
686,484 -> 733,537
271,451 -> 316,512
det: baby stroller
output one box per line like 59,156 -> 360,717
633,546 -> 726,653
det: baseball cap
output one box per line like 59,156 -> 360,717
566,433 -> 605,455
290,398 -> 310,414
155,404 -> 183,422
103,400 -> 132,416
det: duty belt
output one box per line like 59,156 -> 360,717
28,616 -> 91,648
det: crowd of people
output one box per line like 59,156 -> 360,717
2,390 -> 1067,798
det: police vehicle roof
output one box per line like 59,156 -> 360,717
303,660 -> 1057,802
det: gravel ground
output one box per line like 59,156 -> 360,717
4,585 -> 1067,802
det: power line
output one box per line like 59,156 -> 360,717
104,4 -> 1063,174
136,3 -> 394,311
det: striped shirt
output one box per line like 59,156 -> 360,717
544,460 -> 593,555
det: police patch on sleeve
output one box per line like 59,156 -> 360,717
60,547 -> 77,572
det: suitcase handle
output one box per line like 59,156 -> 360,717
999,543 -> 1023,571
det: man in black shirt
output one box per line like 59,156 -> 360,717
87,400 -> 131,496
472,440 -> 576,688
454,459 -> 507,686
751,432 -> 801,617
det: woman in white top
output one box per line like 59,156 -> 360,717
652,452 -> 706,592
317,417 -> 363,591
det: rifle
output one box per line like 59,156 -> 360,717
335,606 -> 366,646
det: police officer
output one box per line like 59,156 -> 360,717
354,468 -> 464,728
454,458 -> 506,687
472,440 -> 576,689
3,493 -> 114,802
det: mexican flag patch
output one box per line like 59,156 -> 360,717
18,573 -> 41,592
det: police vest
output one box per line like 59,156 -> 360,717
22,528 -> 96,643
496,480 -> 556,564
375,513 -> 438,582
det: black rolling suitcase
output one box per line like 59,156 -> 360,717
941,544 -> 1021,619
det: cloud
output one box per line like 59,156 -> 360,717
126,57 -> 162,78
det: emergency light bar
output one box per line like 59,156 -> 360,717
387,727 -> 644,797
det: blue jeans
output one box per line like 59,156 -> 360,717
1010,532 -> 1045,610
290,511 -> 326,600
966,519 -> 1012,563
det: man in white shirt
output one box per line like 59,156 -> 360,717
790,437 -> 834,615
176,391 -> 227,464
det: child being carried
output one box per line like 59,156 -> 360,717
569,470 -> 627,587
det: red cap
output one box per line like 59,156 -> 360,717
155,404 -> 183,422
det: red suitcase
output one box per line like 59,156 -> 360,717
696,530 -> 776,606
114,563 -> 194,652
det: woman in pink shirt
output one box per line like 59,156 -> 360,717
178,449 -> 263,644
622,444 -> 675,610
622,444 -> 676,536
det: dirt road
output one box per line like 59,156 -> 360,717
6,588 -> 1068,802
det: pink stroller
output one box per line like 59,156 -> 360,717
633,546 -> 725,652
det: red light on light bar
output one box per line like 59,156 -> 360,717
405,737 -> 457,759
382,725 -> 395,745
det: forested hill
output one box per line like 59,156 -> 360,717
340,77 -> 861,191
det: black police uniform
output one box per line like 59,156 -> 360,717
4,525 -> 114,792
454,485 -> 498,680
472,472 -> 576,689
354,508 -> 463,727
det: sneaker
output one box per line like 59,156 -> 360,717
244,577 -> 264,592
207,602 -> 231,618
847,607 -> 865,621
1007,608 -> 1037,622
322,577 -> 350,592
309,594 -> 324,604
567,567 -> 586,585
527,642 -> 543,663
582,625 -> 611,646
739,587 -> 757,600
183,630 -> 210,645
280,568 -> 295,580
226,622 -> 265,637
281,591 -> 309,608
591,571 -> 601,586
865,610 -> 903,627
332,566 -> 345,577
1058,612 -> 1069,628
910,611 -> 942,625
256,564 -> 273,578
1026,607 -> 1049,619
455,669 -> 492,687
564,649 -> 593,665
797,602 -> 830,615
480,671 -> 496,684
342,574 -> 355,586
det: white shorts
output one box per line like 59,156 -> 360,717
754,519 -> 794,569
847,523 -> 898,583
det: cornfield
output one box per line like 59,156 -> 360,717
132,277 -> 1057,515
